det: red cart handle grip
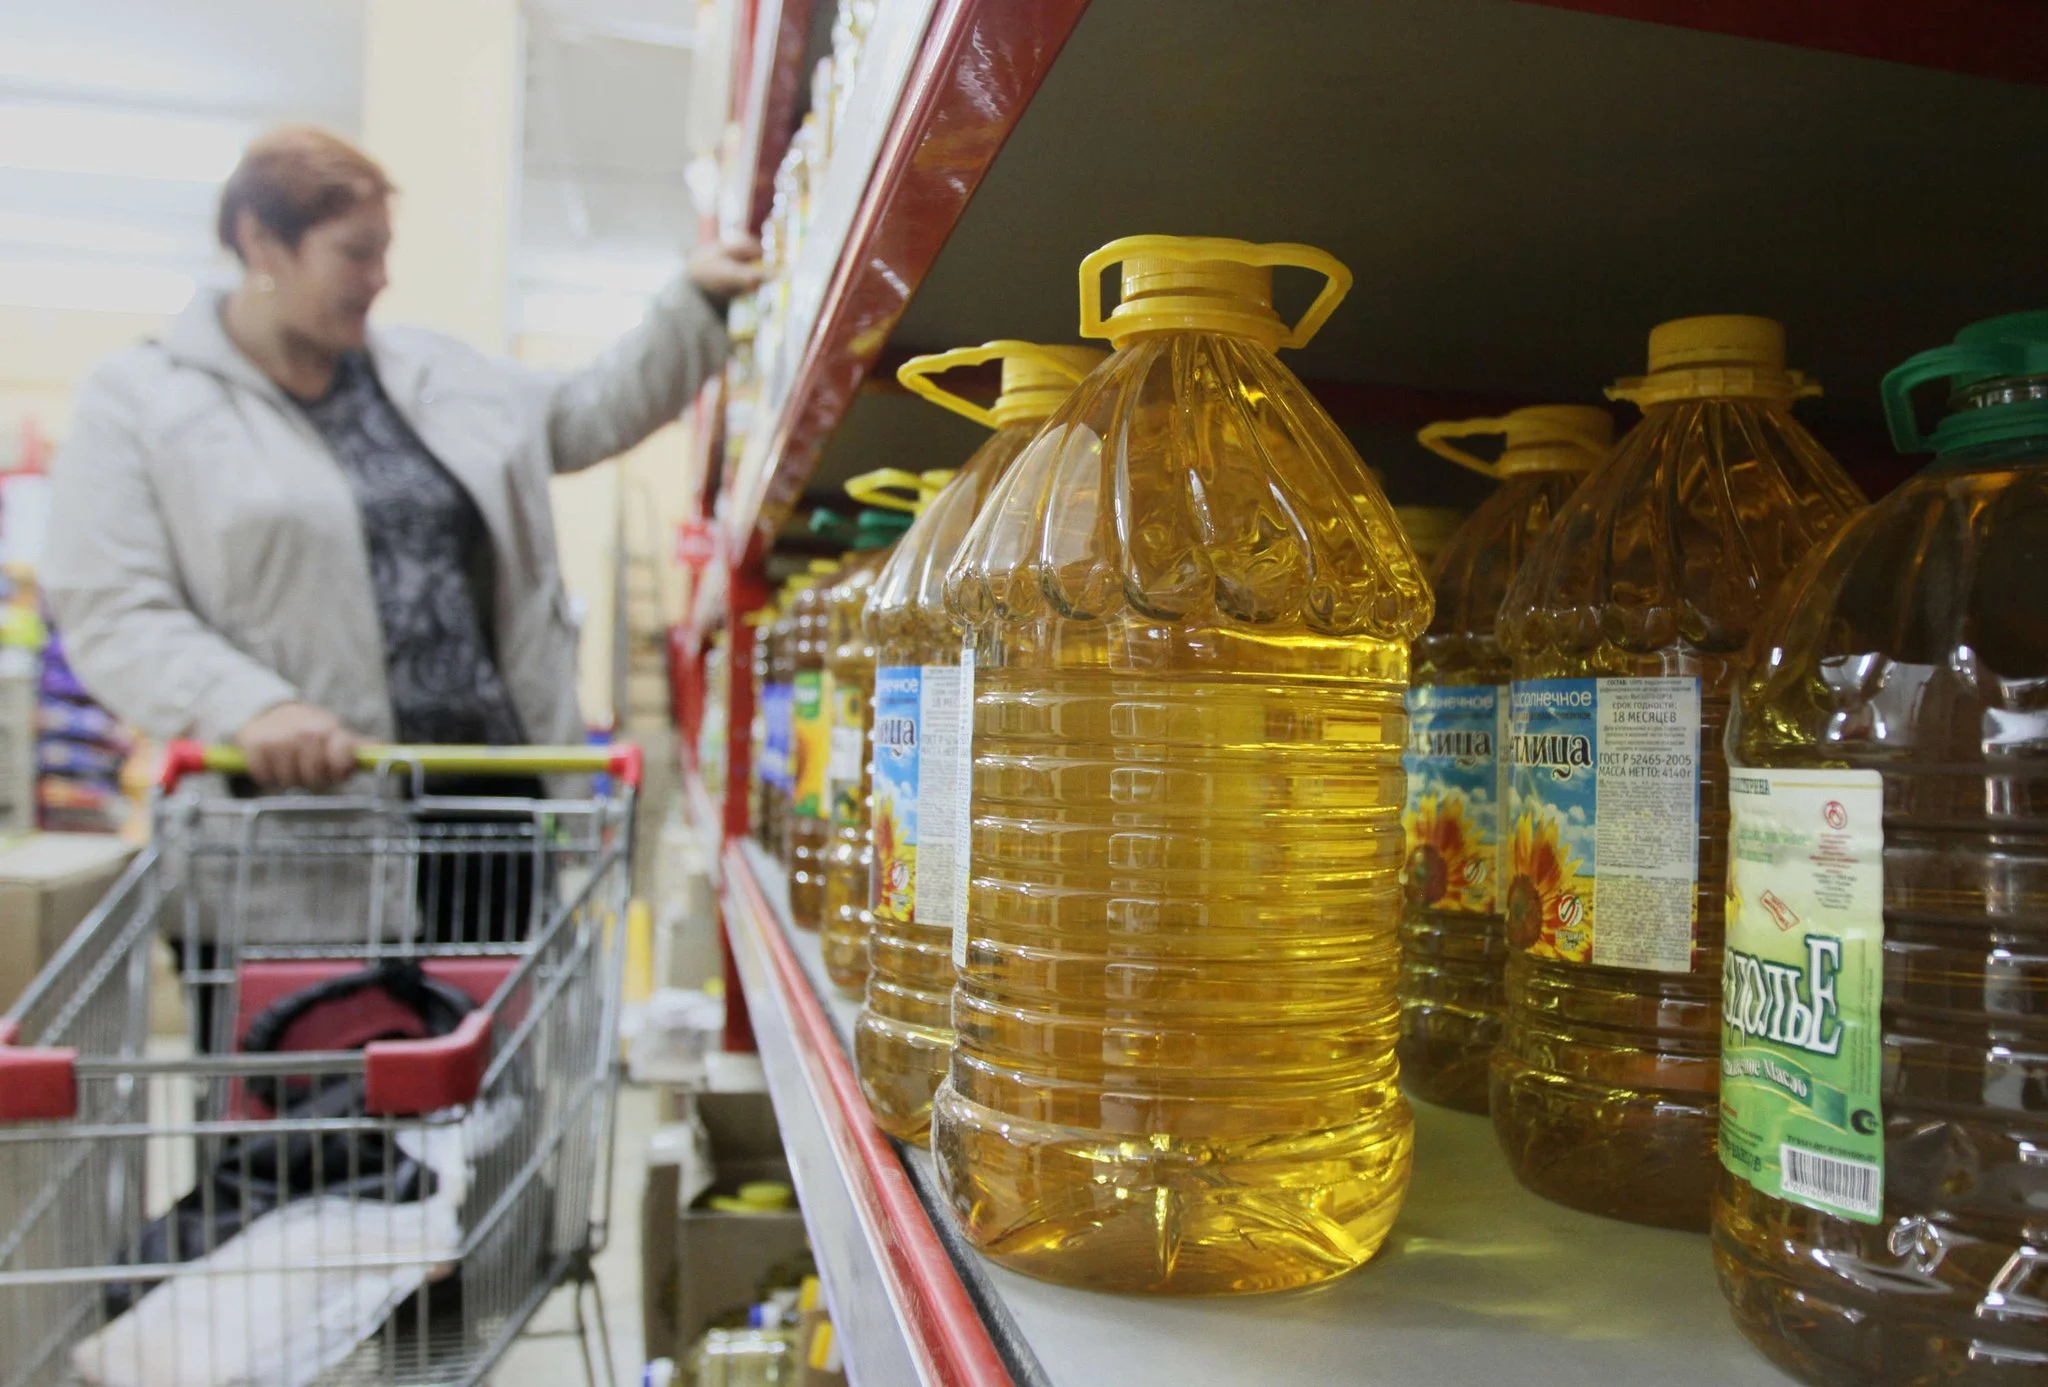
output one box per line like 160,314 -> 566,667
0,1019 -> 78,1122
160,741 -> 643,793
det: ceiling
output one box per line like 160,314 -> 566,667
0,0 -> 703,337
792,0 -> 2047,525
0,0 -> 364,314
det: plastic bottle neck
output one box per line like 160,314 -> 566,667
1928,430 -> 2048,472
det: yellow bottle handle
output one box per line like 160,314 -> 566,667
895,341 -> 1096,430
843,468 -> 928,513
1077,235 -> 1353,350
1416,417 -> 1515,480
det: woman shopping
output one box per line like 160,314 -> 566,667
44,125 -> 759,791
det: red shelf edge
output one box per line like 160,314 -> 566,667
725,0 -> 1092,559
724,842 -> 1013,1387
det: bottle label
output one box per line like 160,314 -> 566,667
1506,676 -> 1701,970
761,681 -> 793,790
870,666 -> 922,922
1720,768 -> 1885,1224
826,676 -> 867,827
1401,684 -> 1507,916
909,656 -> 972,956
790,671 -> 829,818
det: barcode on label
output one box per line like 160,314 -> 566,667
1781,1144 -> 1881,1218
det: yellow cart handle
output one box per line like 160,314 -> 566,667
158,740 -> 642,792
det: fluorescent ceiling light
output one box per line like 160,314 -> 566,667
0,259 -> 194,314
0,101 -> 251,183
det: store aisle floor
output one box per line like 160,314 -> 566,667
498,1083 -> 656,1385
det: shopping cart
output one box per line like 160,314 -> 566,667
0,742 -> 643,1387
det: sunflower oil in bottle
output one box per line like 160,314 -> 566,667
1492,316 -> 1864,1228
786,558 -> 839,928
1714,314 -> 2048,1386
759,600 -> 795,853
933,237 -> 1431,1295
1398,406 -> 1612,1113
744,609 -> 773,843
818,496 -> 922,997
855,341 -> 1103,1142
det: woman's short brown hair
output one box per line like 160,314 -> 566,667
216,126 -> 394,260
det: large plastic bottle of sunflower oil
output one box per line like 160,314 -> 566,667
1398,405 -> 1613,1113
1491,316 -> 1864,1229
932,236 -> 1432,1295
853,341 -> 1102,1141
1714,313 -> 2048,1386
745,607 -> 776,845
817,483 -> 933,997
785,557 -> 840,928
759,599 -> 795,853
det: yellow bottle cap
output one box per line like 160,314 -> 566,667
1608,314 -> 1821,406
737,1180 -> 794,1209
1078,235 -> 1351,351
1417,404 -> 1614,480
845,467 -> 957,517
897,342 -> 1104,429
799,1276 -> 821,1312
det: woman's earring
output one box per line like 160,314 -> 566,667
253,273 -> 276,294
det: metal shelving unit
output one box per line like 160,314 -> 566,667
722,839 -> 1801,1387
666,4 -> 2048,1381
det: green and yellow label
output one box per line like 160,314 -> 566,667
1720,767 -> 1885,1223
791,670 -> 830,819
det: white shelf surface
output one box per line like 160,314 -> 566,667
721,836 -> 1798,1387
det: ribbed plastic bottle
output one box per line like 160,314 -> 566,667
1398,406 -> 1613,1113
784,558 -> 839,927
854,341 -> 1101,1141
1714,313 -> 2048,1386
817,492 -> 924,997
745,609 -> 772,843
759,601 -> 795,853
933,236 -> 1431,1295
1492,316 -> 1864,1228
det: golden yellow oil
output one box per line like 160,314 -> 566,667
1715,431 -> 2048,1383
785,575 -> 832,930
932,316 -> 1430,1294
821,548 -> 889,996
855,425 -> 1039,1142
1401,467 -> 1583,1113
1493,343 -> 1864,1230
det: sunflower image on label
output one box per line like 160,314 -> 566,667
869,666 -> 922,923
1402,684 -> 1507,915
1505,677 -> 1701,970
1720,767 -> 1885,1223
790,670 -> 829,818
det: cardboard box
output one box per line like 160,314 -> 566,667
640,1091 -> 811,1368
0,832 -> 138,1012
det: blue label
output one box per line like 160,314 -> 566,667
761,681 -> 793,790
1402,684 -> 1506,916
870,665 -> 921,921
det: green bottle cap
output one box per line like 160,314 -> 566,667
1883,311 -> 2048,454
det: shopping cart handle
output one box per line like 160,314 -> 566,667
159,740 -> 644,793
364,1009 -> 494,1116
0,1019 -> 77,1122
